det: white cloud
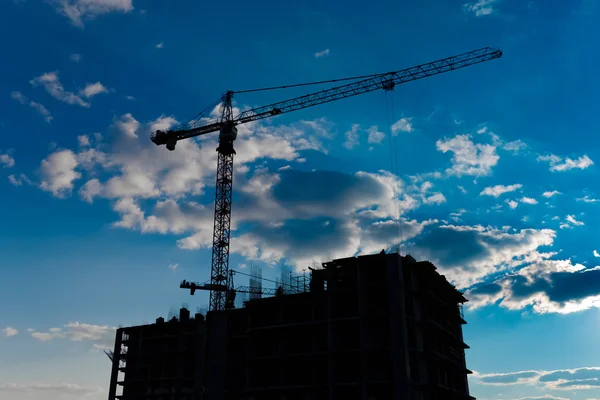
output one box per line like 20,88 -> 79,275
48,109 -> 330,210
168,263 -> 179,270
156,42 -> 164,49
565,214 -> 584,227
458,185 -> 468,194
537,153 -> 594,172
39,150 -> 82,198
81,82 -> 108,98
150,115 -> 178,133
0,382 -> 102,396
125,95 -> 135,101
367,126 -> 385,144
408,224 -> 556,288
2,327 -> 18,337
520,197 -> 538,205
480,184 -> 522,198
115,113 -> 140,138
577,195 -> 600,203
503,139 -> 527,153
423,192 -> 446,205
474,366 -> 600,391
166,165 -> 435,269
542,190 -> 561,198
593,250 -> 599,257
8,173 -> 32,186
49,0 -> 134,28
314,48 -> 330,58
463,0 -> 497,16
30,321 -> 115,350
24,109 -> 567,294
436,134 -> 499,177
450,208 -> 467,222
466,258 -> 600,314
506,199 -> 519,209
69,53 -> 82,62
344,124 -> 360,149
30,71 -> 90,108
391,118 -> 413,135
11,91 -> 53,122
77,135 -> 91,147
0,153 -> 15,168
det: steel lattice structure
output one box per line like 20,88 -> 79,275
151,46 -> 502,312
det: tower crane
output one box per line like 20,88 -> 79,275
151,47 -> 503,312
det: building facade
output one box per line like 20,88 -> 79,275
108,253 -> 475,400
107,308 -> 206,400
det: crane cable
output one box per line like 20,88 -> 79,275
181,98 -> 222,128
391,92 -> 403,256
232,72 -> 391,94
385,91 -> 403,256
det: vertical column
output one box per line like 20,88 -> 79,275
194,321 -> 207,400
245,310 -> 251,397
107,329 -> 123,400
327,288 -> 334,399
205,312 -> 228,400
357,262 -> 368,400
385,255 -> 410,400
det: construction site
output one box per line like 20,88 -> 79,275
108,253 -> 473,400
106,47 -> 503,400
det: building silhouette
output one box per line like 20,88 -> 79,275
108,253 -> 474,400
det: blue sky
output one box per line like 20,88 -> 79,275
1,0 -> 600,399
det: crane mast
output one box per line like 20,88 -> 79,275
151,47 -> 503,312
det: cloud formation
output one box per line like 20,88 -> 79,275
81,82 -> 108,98
0,152 -> 15,168
314,48 -> 330,58
39,150 -> 82,197
11,91 -> 53,122
559,214 -> 585,229
577,195 -> 600,203
8,173 -> 33,186
436,134 -> 499,177
475,366 -> 600,391
391,118 -> 413,134
480,184 -> 522,198
468,258 -> 600,314
0,382 -> 101,396
2,327 -> 18,337
30,322 -> 115,350
367,126 -> 385,144
537,153 -> 594,172
406,224 -> 556,288
463,0 -> 497,16
18,107 -> 600,310
30,71 -> 90,108
520,196 -> 538,205
49,0 -> 134,28
542,190 -> 561,198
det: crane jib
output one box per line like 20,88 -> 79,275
153,47 -> 502,142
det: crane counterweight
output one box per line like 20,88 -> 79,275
152,47 -> 503,312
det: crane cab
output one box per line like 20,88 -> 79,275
217,123 -> 238,155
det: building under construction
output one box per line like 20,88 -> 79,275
107,253 -> 475,400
